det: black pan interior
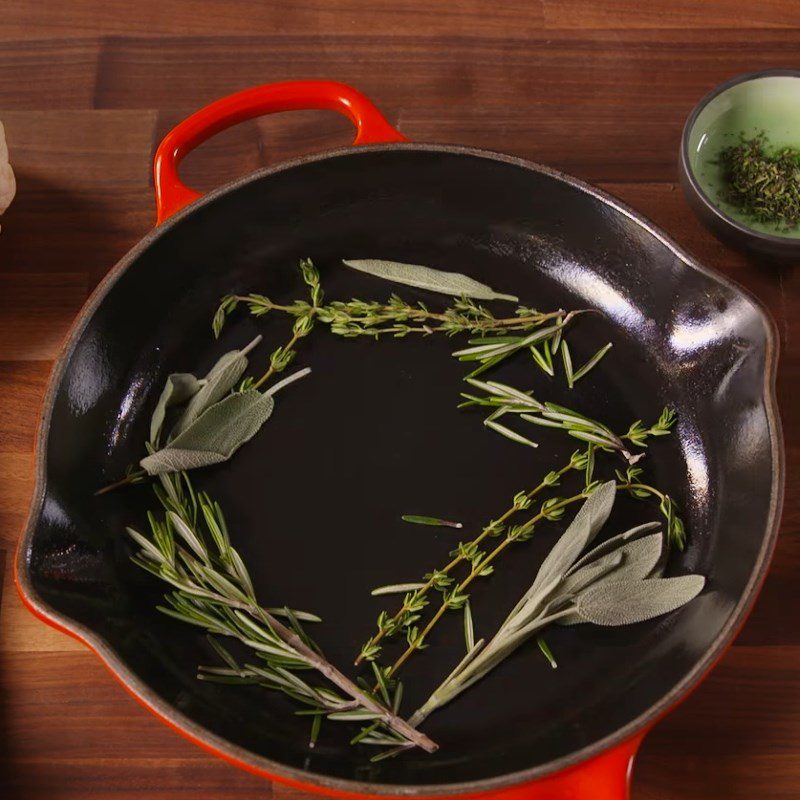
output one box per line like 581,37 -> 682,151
25,147 -> 778,787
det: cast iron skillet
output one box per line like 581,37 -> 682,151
16,82 -> 783,798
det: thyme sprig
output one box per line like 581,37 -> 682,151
376,474 -> 683,688
379,487 -> 597,682
616,465 -> 686,550
408,484 -> 704,727
216,289 -> 569,342
249,259 -> 322,390
127,471 -> 436,754
355,449 -> 589,665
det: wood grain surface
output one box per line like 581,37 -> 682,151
0,3 -> 798,798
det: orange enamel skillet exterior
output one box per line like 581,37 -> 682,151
15,81 -> 784,799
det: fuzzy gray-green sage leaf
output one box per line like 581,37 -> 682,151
149,373 -> 203,445
140,390 -> 275,474
171,336 -> 262,437
342,259 -> 518,302
409,485 -> 704,725
574,575 -> 704,626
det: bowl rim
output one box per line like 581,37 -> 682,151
680,68 -> 800,247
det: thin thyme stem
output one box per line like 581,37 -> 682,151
231,296 -> 299,314
623,482 -> 665,500
251,321 -> 311,391
250,261 -> 322,391
244,297 -> 563,331
354,457 -> 578,666
225,285 -> 569,340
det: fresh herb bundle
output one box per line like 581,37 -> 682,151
113,255 -> 701,761
358,455 -> 684,684
408,483 -> 704,726
719,133 -> 800,231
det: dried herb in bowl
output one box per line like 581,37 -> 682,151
719,134 -> 800,231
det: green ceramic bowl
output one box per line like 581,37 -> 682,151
680,69 -> 800,259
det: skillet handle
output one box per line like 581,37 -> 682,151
491,733 -> 646,800
152,80 -> 407,224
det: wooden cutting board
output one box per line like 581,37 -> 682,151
0,2 -> 798,798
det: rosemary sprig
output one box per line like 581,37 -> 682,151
95,464 -> 147,495
462,378 -> 675,466
128,471 -> 436,754
356,449 -> 588,665
451,312 -> 581,376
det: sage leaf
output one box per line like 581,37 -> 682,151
501,483 -> 617,627
140,390 -> 274,475
570,532 -> 663,592
171,336 -> 262,437
567,521 -> 661,575
149,373 -> 202,445
556,532 -> 665,625
557,552 -> 624,604
575,575 -> 705,626
528,481 -> 616,597
342,259 -> 518,302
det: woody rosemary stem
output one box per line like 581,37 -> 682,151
354,456 -> 580,667
249,605 -> 437,752
94,469 -> 146,496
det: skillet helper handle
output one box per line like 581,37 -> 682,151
493,733 -> 646,800
153,80 -> 407,224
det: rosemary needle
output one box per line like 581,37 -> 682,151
401,515 -> 463,529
